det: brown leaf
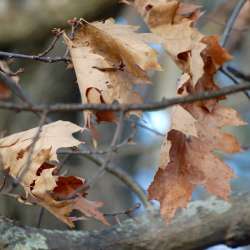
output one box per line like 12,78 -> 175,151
0,121 -> 107,227
64,19 -> 161,127
152,101 -> 245,222
188,105 -> 246,153
33,176 -> 108,227
131,0 -> 205,87
130,0 -> 246,222
149,130 -> 234,221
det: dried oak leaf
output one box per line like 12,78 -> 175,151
193,35 -> 232,111
130,0 -> 206,86
148,130 -> 235,221
187,104 -> 246,153
158,105 -> 197,168
0,121 -> 107,227
64,19 -> 161,127
149,103 -> 246,222
130,0 -> 246,223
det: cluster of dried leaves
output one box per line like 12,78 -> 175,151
0,0 -> 246,226
129,0 -> 246,221
0,121 -> 108,227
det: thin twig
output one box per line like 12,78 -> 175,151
36,207 -> 45,228
0,82 -> 250,113
58,145 -> 124,156
57,141 -> 150,207
221,0 -> 247,47
64,112 -> 126,200
16,111 -> 48,183
0,175 -> 7,192
0,70 -> 52,123
0,65 -> 24,77
88,112 -> 125,186
104,203 -> 141,217
227,66 -> 250,82
63,18 -> 82,58
58,148 -> 109,156
0,51 -> 70,64
38,28 -> 63,57
220,68 -> 250,99
57,154 -> 72,174
136,122 -> 165,137
83,154 -> 150,208
204,15 -> 248,33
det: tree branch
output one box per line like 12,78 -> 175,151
227,66 -> 250,82
0,82 -> 249,113
220,68 -> 250,99
221,0 -> 247,47
1,193 -> 250,250
83,154 -> 150,208
89,112 -> 125,186
0,51 -> 69,64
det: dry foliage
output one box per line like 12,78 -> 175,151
0,121 -> 107,227
64,19 -> 161,127
0,0 -> 247,227
129,0 -> 245,221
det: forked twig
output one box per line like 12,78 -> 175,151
221,0 -> 247,47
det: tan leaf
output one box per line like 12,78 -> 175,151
131,0 -> 206,87
159,105 -> 197,168
154,102 -> 245,221
0,121 -> 107,227
171,105 -> 197,137
153,101 -> 245,220
129,0 -> 245,223
149,130 -> 234,221
34,177 -> 108,227
64,19 -> 161,127
185,104 -> 246,152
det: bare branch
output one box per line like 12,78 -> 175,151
220,68 -> 250,99
227,66 -> 250,81
136,122 -> 165,137
37,28 -> 63,57
0,82 -> 249,113
89,112 -> 125,186
0,71 -> 52,122
103,203 -> 141,217
1,193 -> 250,249
16,111 -> 48,184
221,0 -> 247,47
0,51 -> 69,64
80,154 -> 150,208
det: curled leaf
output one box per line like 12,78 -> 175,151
0,121 -> 107,227
64,19 -> 161,127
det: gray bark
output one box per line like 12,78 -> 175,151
0,193 -> 250,250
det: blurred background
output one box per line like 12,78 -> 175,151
0,1 -> 250,249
